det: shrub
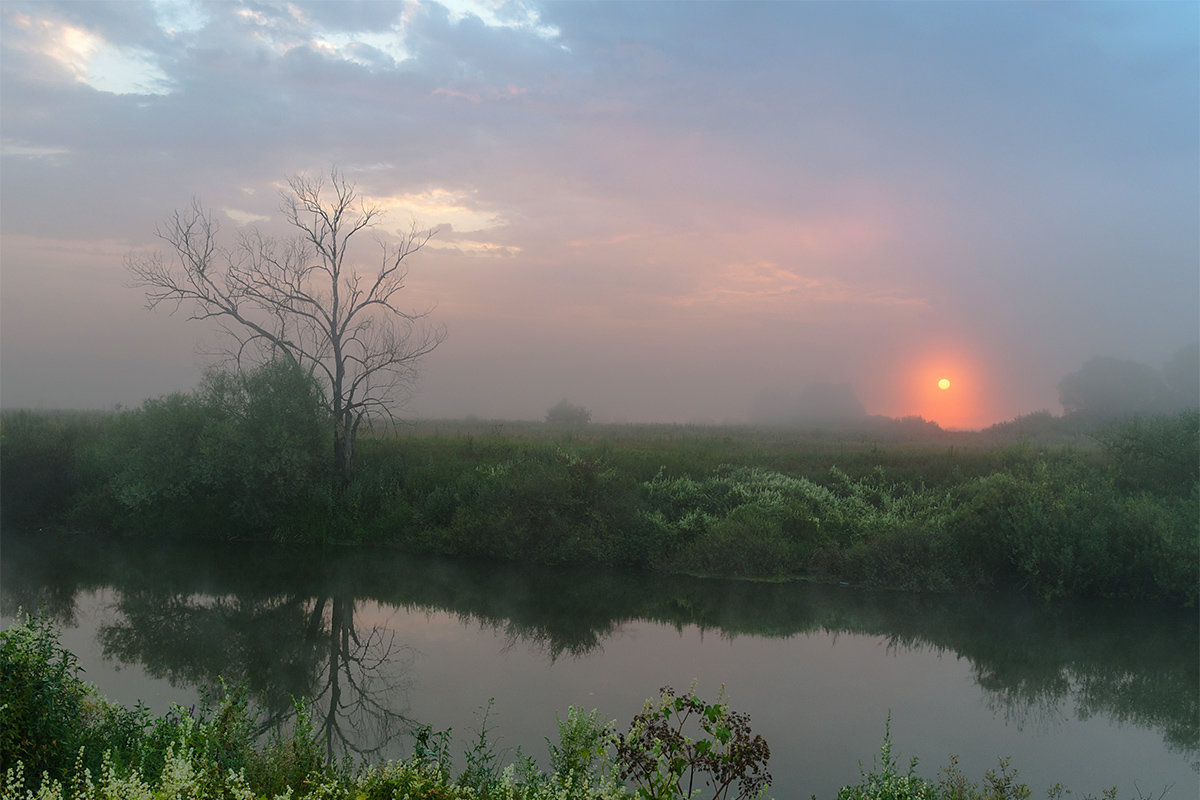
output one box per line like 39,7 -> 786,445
104,360 -> 331,537
642,465 -> 838,572
668,508 -> 796,579
934,756 -> 1032,800
0,612 -> 162,792
358,760 -> 463,800
244,702 -> 332,796
0,611 -> 89,789
0,411 -> 101,527
834,719 -> 1049,800
547,706 -> 619,788
1097,410 -> 1199,497
837,526 -> 961,593
546,400 -> 592,425
836,715 -> 936,800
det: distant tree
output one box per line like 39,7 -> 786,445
545,399 -> 591,425
1057,356 -> 1163,419
984,409 -> 1081,440
127,169 -> 445,486
1160,342 -> 1200,411
892,414 -> 943,434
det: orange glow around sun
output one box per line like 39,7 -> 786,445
884,348 -> 986,430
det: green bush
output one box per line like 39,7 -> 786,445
0,611 -> 89,789
1097,410 -> 1199,497
245,703 -> 334,797
940,455 -> 1199,604
420,447 -> 636,566
0,610 -> 333,797
836,526 -> 961,593
102,360 -> 331,537
668,507 -> 796,579
642,466 -> 838,573
0,411 -> 101,527
357,760 -> 463,799
547,706 -> 619,788
0,611 -> 151,790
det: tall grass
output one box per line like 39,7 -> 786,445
3,409 -> 1196,604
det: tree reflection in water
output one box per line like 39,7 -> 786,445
2,531 -> 1196,765
309,594 -> 413,758
96,588 -> 416,759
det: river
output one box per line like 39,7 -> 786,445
1,531 -> 1195,798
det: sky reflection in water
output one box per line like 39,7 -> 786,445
2,533 -> 1195,797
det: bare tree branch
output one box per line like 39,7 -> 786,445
127,169 -> 446,485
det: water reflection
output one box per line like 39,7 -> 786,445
3,533 -> 417,758
97,590 -> 415,758
2,531 -> 1196,765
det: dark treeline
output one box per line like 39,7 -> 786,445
1,362 -> 1197,605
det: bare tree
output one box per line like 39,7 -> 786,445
128,170 -> 446,485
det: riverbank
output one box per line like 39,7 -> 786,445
2,612 -> 1161,800
2,410 -> 1196,604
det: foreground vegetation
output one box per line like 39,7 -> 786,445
2,363 -> 1197,605
1,613 -> 1157,800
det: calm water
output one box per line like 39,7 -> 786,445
2,531 -> 1196,798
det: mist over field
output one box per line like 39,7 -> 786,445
3,9 -> 1197,798
1,1 -> 1196,430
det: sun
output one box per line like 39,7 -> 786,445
886,349 -> 984,428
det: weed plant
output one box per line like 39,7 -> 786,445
615,684 -> 770,800
835,716 -> 1139,800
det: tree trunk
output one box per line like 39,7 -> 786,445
333,418 -> 352,490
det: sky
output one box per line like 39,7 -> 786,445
1,0 -> 1197,429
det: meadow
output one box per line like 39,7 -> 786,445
2,404 -> 1196,798
2,405 -> 1196,606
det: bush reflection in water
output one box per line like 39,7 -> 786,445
2,531 -> 1194,770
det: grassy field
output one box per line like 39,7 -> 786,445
2,408 -> 1197,604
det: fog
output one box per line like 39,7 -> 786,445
2,1 -> 1196,430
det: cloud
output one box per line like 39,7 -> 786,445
438,0 -> 561,39
221,207 -> 270,226
0,1 -> 1195,425
236,4 -> 412,68
366,187 -> 507,235
674,261 -> 928,315
4,9 -> 172,95
428,239 -> 522,258
0,141 -> 73,159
